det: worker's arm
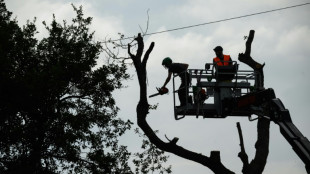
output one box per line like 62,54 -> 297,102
184,64 -> 189,70
229,56 -> 233,65
162,72 -> 172,88
213,59 -> 217,65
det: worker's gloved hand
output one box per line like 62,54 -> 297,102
158,87 -> 168,95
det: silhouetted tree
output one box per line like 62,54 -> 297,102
126,31 -> 270,174
0,1 -> 172,173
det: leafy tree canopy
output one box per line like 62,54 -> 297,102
0,1 -> 136,173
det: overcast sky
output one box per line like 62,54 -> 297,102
5,0 -> 310,173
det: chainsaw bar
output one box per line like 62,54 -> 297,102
149,87 -> 168,98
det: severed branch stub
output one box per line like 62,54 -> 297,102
210,151 -> 221,163
237,30 -> 270,174
238,30 -> 265,89
165,135 -> 179,145
237,122 -> 249,173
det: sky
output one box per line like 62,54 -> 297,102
5,0 -> 310,173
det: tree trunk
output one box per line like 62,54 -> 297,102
237,30 -> 270,174
129,33 -> 234,174
130,30 -> 270,174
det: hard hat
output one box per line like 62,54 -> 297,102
213,46 -> 223,52
162,57 -> 172,66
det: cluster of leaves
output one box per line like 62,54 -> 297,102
0,1 -> 173,173
0,1 -> 133,173
133,128 -> 172,174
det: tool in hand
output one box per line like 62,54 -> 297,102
149,87 -> 169,98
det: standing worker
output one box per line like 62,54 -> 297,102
212,46 -> 234,115
161,57 -> 190,107
213,46 -> 232,66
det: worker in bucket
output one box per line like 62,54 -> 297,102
213,46 -> 232,66
161,57 -> 190,107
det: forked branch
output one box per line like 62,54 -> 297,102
129,33 -> 234,174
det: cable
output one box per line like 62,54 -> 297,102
103,2 -> 310,43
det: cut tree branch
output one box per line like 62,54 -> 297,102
142,42 -> 154,67
238,30 -> 265,88
247,118 -> 270,174
130,33 -> 234,174
237,30 -> 270,174
237,122 -> 249,173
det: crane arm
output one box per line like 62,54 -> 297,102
270,98 -> 310,173
235,89 -> 310,172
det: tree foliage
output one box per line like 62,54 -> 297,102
133,128 -> 171,174
0,1 -> 136,173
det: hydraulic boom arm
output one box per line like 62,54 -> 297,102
270,98 -> 310,173
172,64 -> 310,172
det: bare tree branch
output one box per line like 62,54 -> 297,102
237,30 -> 270,174
60,94 -> 87,102
237,122 -> 249,173
142,42 -> 154,67
129,33 -> 235,174
247,118 -> 270,174
134,33 -> 144,63
238,30 -> 265,88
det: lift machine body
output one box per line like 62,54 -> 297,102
172,62 -> 310,172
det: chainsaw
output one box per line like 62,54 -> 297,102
149,87 -> 169,98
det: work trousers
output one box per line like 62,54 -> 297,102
178,72 -> 190,106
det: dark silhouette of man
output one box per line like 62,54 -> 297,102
161,57 -> 190,107
213,46 -> 232,66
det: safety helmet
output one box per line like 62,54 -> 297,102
162,57 -> 172,66
213,46 -> 223,52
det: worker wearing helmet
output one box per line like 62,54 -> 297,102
213,46 -> 232,66
161,57 -> 190,107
